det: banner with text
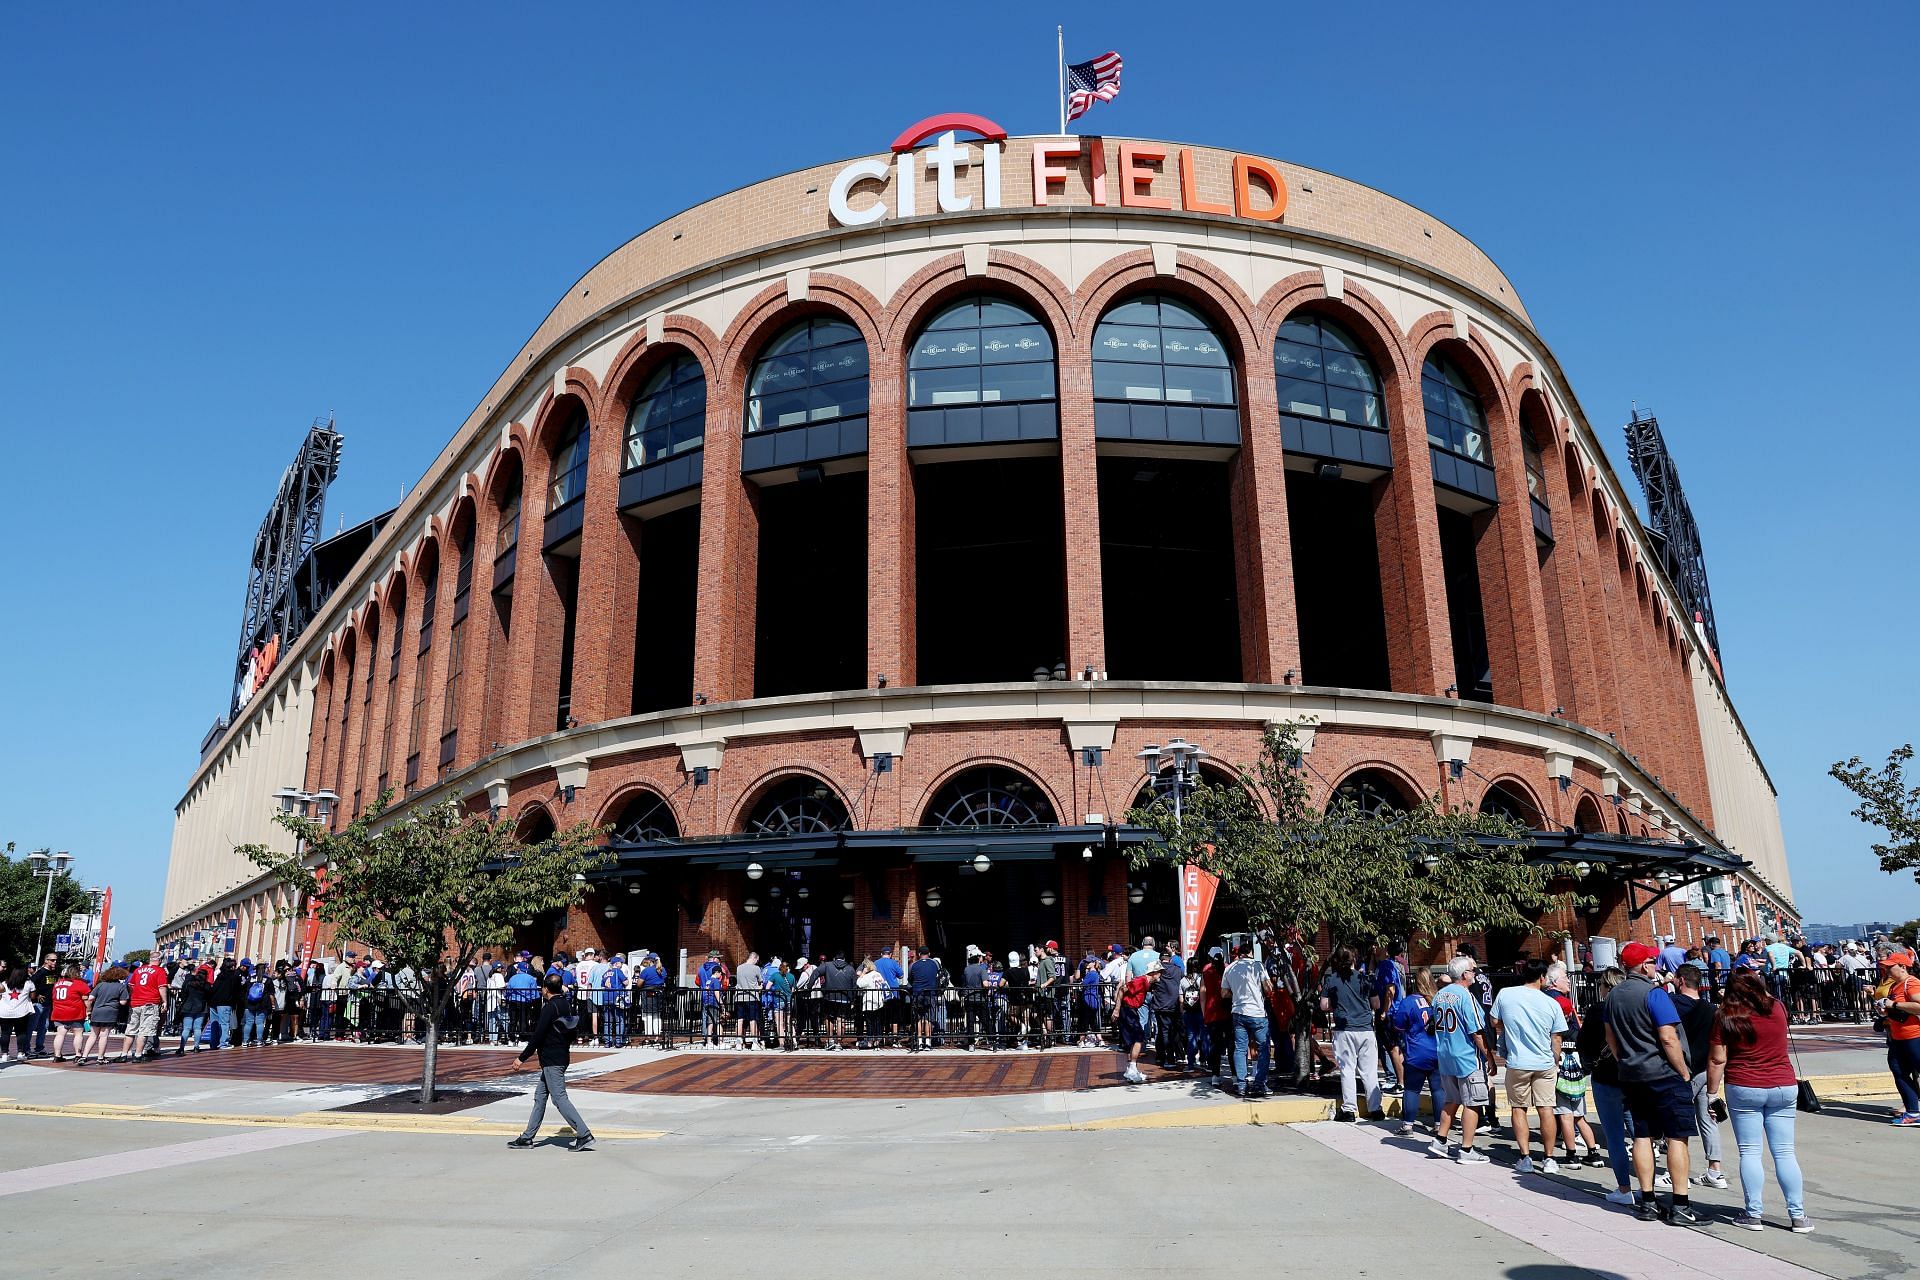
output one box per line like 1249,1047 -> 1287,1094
1179,862 -> 1221,961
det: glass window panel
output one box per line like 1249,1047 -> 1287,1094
913,332 -> 978,368
1278,316 -> 1319,344
749,353 -> 810,397
1161,330 -> 1229,366
1273,337 -> 1323,380
1323,350 -> 1377,393
1422,375 -> 1451,417
925,300 -> 978,330
1162,364 -> 1235,405
1317,319 -> 1363,355
762,325 -> 810,358
976,299 -> 1033,326
810,319 -> 860,346
1093,362 -> 1162,401
1277,375 -> 1329,418
671,380 -> 706,415
910,365 -> 981,406
1157,297 -> 1210,329
809,379 -> 868,421
1460,428 -> 1488,462
1448,386 -> 1485,431
813,343 -> 868,381
1103,298 -> 1158,325
1093,323 -> 1162,362
983,361 -> 1055,403
980,324 -> 1052,362
1324,385 -> 1380,427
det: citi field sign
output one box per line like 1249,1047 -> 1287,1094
828,113 -> 1289,228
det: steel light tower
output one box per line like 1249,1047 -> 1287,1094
27,848 -> 74,960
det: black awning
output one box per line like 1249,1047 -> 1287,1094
593,823 -> 1152,878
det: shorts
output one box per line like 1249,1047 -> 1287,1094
1504,1067 -> 1558,1111
1119,1006 -> 1148,1050
735,1000 -> 762,1025
1553,1086 -> 1589,1117
125,1005 -> 161,1041
911,992 -> 936,1018
1620,1074 -> 1697,1140
54,1020 -> 85,1030
1440,1072 -> 1489,1109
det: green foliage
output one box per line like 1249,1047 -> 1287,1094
1829,745 -> 1920,886
0,846 -> 92,966
238,791 -> 608,976
1892,919 -> 1919,950
1126,722 -> 1583,955
239,791 -> 608,1101
122,949 -> 152,966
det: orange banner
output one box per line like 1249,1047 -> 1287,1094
1179,863 -> 1220,961
299,867 -> 327,963
94,886 -> 113,970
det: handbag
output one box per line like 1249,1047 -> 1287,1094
1784,1005 -> 1822,1112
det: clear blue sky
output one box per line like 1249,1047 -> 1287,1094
3,3 -> 1914,950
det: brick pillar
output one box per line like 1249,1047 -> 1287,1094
361,598 -> 399,799
456,498 -> 502,773
389,561 -> 434,795
1563,480 -> 1620,732
568,401 -> 641,725
306,662 -> 335,794
497,441 -> 555,744
1596,536 -> 1637,751
1477,418 -> 1557,713
415,534 -> 463,781
1056,328 -> 1106,674
867,339 -> 914,689
1233,345 -> 1300,683
331,642 -> 362,811
693,389 -> 758,702
1535,446 -> 1600,724
1376,377 -> 1454,695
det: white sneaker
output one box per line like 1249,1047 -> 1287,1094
1654,1173 -> 1673,1191
1456,1148 -> 1490,1164
1515,1157 -> 1536,1174
1539,1158 -> 1560,1174
1605,1189 -> 1637,1206
1395,1122 -> 1415,1136
1124,1066 -> 1146,1084
1692,1170 -> 1729,1190
1427,1139 -> 1451,1158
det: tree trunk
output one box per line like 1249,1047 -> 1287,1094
419,973 -> 441,1105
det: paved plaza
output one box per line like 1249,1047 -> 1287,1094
0,1030 -> 1912,1279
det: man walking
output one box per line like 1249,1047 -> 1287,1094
1429,955 -> 1492,1163
508,974 -> 594,1152
1488,958 -> 1567,1173
1605,941 -> 1699,1223
1671,963 -> 1728,1185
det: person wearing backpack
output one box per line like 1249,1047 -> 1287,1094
210,958 -> 244,1050
1179,960 -> 1208,1073
176,963 -> 213,1054
508,973 -> 595,1152
242,970 -> 273,1046
1388,966 -> 1441,1133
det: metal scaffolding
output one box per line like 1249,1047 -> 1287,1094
230,417 -> 342,715
1624,409 -> 1721,664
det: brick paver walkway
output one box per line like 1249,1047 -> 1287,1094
578,1050 -> 1178,1098
42,1044 -> 596,1086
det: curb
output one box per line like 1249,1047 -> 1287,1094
0,1101 -> 665,1139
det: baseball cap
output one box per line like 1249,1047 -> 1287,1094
1620,941 -> 1658,969
1881,950 -> 1914,968
1045,940 -> 1059,952
1109,943 -> 1125,955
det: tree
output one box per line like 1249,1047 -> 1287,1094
1126,722 -> 1582,956
0,844 -> 92,966
1893,920 -> 1919,950
122,949 -> 152,966
1829,745 -> 1920,887
240,794 -> 608,1103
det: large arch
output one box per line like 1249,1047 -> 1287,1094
922,764 -> 1060,828
1478,777 -> 1545,829
735,772 -> 854,835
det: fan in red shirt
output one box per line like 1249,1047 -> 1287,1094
123,960 -> 170,1059
49,968 -> 90,1061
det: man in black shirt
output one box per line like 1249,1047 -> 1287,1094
509,974 -> 594,1152
28,952 -> 57,1058
1671,963 -> 1726,1188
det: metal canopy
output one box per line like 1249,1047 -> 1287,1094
595,823 -> 1148,878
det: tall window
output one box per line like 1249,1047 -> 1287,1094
355,619 -> 375,816
1522,424 -> 1546,501
624,355 -> 706,469
744,317 -> 868,433
1274,315 -> 1384,427
495,480 -> 521,559
1092,295 -> 1236,407
334,648 -> 355,804
1422,355 -> 1489,463
441,526 -> 474,777
547,413 -> 589,512
408,563 -> 436,789
908,298 -> 1055,408
379,595 -> 403,796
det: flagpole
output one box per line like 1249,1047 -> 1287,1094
1057,26 -> 1067,134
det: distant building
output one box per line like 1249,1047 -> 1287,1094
1802,922 -> 1895,946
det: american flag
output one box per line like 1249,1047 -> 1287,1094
1065,51 -> 1123,123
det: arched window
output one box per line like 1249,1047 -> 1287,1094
1421,355 -> 1488,463
1275,314 -> 1384,427
744,318 -> 868,433
1334,769 -> 1415,815
494,477 -> 521,559
517,808 -> 556,845
1092,295 -> 1236,407
623,355 -> 706,471
924,767 -> 1057,828
547,412 -> 590,512
909,297 -> 1056,410
1479,782 -> 1542,828
608,790 -> 681,844
744,777 -> 850,834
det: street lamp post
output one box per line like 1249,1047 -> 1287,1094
27,848 -> 74,960
273,788 -> 337,962
1136,738 -> 1209,950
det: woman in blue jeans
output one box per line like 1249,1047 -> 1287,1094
1707,971 -> 1811,1233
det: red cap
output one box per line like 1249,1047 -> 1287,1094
1045,940 -> 1059,952
1620,941 -> 1659,969
1882,950 -> 1914,969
